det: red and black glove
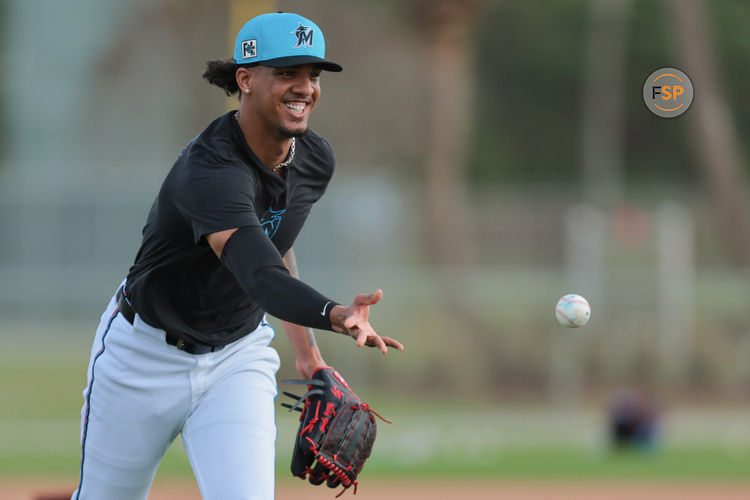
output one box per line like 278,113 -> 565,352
282,367 -> 386,495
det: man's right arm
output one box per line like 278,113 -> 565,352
207,228 -> 238,257
207,228 -> 237,257
208,226 -> 336,331
207,227 -> 403,353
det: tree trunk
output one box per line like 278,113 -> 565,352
581,0 -> 632,208
665,0 -> 750,265
415,0 -> 478,268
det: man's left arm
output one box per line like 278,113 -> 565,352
281,248 -> 327,378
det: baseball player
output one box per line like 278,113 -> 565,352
72,12 -> 403,500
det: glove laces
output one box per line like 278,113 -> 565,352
354,403 -> 392,424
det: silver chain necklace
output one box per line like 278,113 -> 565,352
235,111 -> 295,173
273,136 -> 295,173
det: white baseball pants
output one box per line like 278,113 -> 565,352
72,285 -> 280,500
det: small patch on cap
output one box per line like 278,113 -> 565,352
241,40 -> 257,59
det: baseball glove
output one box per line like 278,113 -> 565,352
282,367 -> 387,495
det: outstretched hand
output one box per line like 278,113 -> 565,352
330,290 -> 404,354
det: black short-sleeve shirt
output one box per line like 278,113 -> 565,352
125,111 -> 335,346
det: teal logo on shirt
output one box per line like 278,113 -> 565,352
260,207 -> 286,238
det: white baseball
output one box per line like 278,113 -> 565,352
555,294 -> 590,328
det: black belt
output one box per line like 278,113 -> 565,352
116,287 -> 221,355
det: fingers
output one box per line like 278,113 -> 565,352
382,336 -> 405,351
355,328 -> 386,354
355,328 -> 368,348
355,289 -> 383,306
344,315 -> 358,330
344,289 -> 383,330
345,289 -> 403,354
373,335 -> 388,354
365,336 -> 403,351
355,328 -> 401,354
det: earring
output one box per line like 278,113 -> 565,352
245,88 -> 250,94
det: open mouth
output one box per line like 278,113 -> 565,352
284,101 -> 308,117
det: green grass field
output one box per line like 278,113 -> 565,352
2,438 -> 749,482
1,324 -> 749,483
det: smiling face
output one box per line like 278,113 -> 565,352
245,64 -> 322,139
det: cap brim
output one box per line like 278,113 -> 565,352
260,55 -> 342,72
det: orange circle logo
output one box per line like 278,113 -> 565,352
643,68 -> 693,118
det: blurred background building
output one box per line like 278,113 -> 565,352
1,0 -> 750,409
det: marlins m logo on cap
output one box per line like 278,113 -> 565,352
293,23 -> 314,48
232,12 -> 342,72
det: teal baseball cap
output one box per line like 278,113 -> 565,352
233,12 -> 342,72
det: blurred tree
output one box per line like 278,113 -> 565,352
623,0 -> 692,185
666,0 -> 750,265
471,1 -> 589,184
91,0 -> 232,137
409,0 -> 553,395
472,1 -> 750,184
581,0 -> 632,208
0,0 -> 6,167
411,0 -> 479,267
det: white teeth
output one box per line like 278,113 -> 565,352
285,103 -> 305,113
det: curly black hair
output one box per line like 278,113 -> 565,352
202,59 -> 258,97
